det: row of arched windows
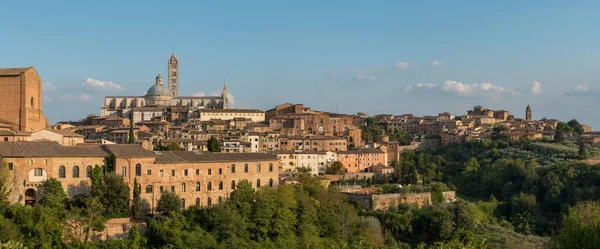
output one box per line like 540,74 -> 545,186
58,165 -> 93,179
144,179 -> 275,194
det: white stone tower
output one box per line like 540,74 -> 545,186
222,79 -> 229,109
168,51 -> 179,97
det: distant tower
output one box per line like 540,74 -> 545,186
221,79 -> 229,109
526,105 -> 532,121
168,51 -> 179,97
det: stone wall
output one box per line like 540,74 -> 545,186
344,191 -> 457,211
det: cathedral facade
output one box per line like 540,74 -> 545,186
100,52 -> 229,123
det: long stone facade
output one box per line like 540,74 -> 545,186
0,141 -> 278,213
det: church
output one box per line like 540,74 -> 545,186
100,52 -> 229,124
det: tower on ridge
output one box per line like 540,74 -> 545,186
222,79 -> 229,109
526,105 -> 532,121
168,51 -> 179,97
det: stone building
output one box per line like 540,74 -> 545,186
0,67 -> 49,132
337,148 -> 386,173
100,52 -> 229,122
0,141 -> 279,212
276,150 -> 336,176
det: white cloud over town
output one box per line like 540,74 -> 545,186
431,60 -> 445,67
394,62 -> 409,70
357,75 -> 376,81
42,82 -> 56,91
566,84 -> 600,97
405,80 -> 525,98
530,81 -> 542,95
57,94 -> 94,102
82,78 -> 124,92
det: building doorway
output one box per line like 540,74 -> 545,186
24,189 -> 36,205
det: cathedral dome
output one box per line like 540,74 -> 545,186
146,72 -> 172,97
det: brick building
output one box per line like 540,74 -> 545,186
0,67 -> 49,132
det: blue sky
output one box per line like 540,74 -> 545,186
1,1 -> 599,128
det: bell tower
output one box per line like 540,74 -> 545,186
526,105 -> 532,121
168,51 -> 179,97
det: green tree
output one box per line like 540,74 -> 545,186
578,139 -> 587,158
0,161 -> 11,208
553,201 -> 600,249
157,191 -> 182,214
326,161 -> 345,174
38,178 -> 67,211
296,166 -> 313,174
105,153 -> 116,173
90,165 -> 104,197
132,178 -> 142,219
554,122 -> 574,143
101,173 -> 130,218
65,197 -> 107,246
128,116 -> 135,144
208,136 -> 221,152
567,119 -> 585,135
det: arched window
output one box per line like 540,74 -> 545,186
72,166 -> 80,178
269,163 -> 273,172
196,198 -> 200,206
86,166 -> 92,178
30,97 -> 34,107
207,197 -> 212,207
195,182 -> 201,191
135,163 -> 142,176
256,179 -> 261,188
181,182 -> 186,192
218,196 -> 223,204
231,180 -> 236,190
269,178 -> 274,187
58,166 -> 66,178
207,182 -> 212,191
218,181 -> 223,190
181,199 -> 185,210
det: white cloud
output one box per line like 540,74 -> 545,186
57,94 -> 94,102
530,81 -> 542,95
405,83 -> 437,92
566,84 -> 600,97
357,75 -> 376,81
441,81 -> 522,96
82,78 -> 124,91
43,82 -> 56,91
227,92 -> 236,105
394,62 -> 409,70
43,96 -> 53,103
193,92 -> 206,97
431,60 -> 445,67
573,84 -> 589,93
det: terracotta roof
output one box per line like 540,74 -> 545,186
0,141 -> 106,157
337,148 -> 384,154
275,150 -> 328,155
0,67 -> 31,76
38,129 -> 85,137
199,109 -> 264,113
155,151 -> 277,164
102,144 -> 156,158
0,130 -> 31,136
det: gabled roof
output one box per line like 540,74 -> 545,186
0,141 -> 106,157
0,67 -> 32,76
155,151 -> 277,164
102,144 -> 156,158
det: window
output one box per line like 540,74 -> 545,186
218,168 -> 222,175
58,166 -> 66,178
244,164 -> 248,173
159,186 -> 164,192
171,170 -> 175,176
146,185 -> 153,193
181,182 -> 186,192
231,164 -> 236,173
218,196 -> 223,204
3,138 -> 7,142
34,168 -> 43,177
207,197 -> 212,207
257,163 -> 261,173
160,170 -> 164,177
184,169 -> 188,176
73,166 -> 80,178
7,162 -> 13,171
231,180 -> 236,190
269,178 -> 274,187
195,169 -> 200,175
147,169 -> 152,175
181,199 -> 185,210
84,166 -> 93,178
196,182 -> 200,191
269,163 -> 273,172
121,167 -> 127,177
218,181 -> 223,190
256,179 -> 261,188
171,185 -> 175,192
30,97 -> 34,107
196,198 -> 200,206
135,163 -> 142,176
207,182 -> 212,191
208,169 -> 212,175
